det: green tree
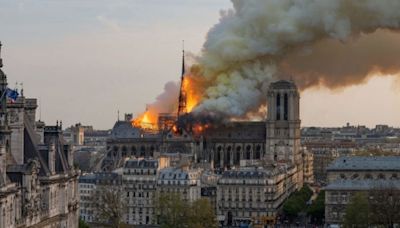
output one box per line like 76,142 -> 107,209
91,185 -> 127,228
368,185 -> 400,227
156,193 -> 190,228
283,185 -> 313,220
307,190 -> 325,224
343,192 -> 370,228
189,198 -> 218,228
79,218 -> 90,228
155,193 -> 218,228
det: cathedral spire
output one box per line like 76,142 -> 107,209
177,41 -> 187,119
181,40 -> 185,76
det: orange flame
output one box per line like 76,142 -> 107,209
132,72 -> 205,130
132,111 -> 158,129
182,76 -> 201,113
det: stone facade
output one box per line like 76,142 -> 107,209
122,158 -> 168,226
0,44 -> 79,228
217,165 -> 298,227
157,167 -> 202,203
324,156 -> 400,226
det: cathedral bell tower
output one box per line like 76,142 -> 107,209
265,80 -> 301,164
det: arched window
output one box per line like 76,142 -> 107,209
255,145 -> 261,159
122,146 -> 127,157
140,146 -> 146,157
131,146 -> 137,156
378,173 -> 386,180
276,93 -> 281,120
340,174 -> 346,180
364,174 -> 372,180
284,93 -> 288,120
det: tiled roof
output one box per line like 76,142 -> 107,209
124,159 -> 158,169
327,156 -> 400,171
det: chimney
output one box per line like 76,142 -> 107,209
48,141 -> 56,174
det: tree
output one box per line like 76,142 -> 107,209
79,218 -> 90,228
189,198 -> 218,228
156,193 -> 190,228
283,185 -> 313,220
155,192 -> 218,228
307,190 -> 325,224
343,192 -> 370,228
91,185 -> 127,228
368,184 -> 400,227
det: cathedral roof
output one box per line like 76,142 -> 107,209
111,121 -> 142,139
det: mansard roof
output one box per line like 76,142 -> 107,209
111,121 -> 142,139
79,172 -> 122,184
158,167 -> 198,180
327,156 -> 400,171
124,159 -> 158,169
222,169 -> 268,179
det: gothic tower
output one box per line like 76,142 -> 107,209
265,80 -> 301,164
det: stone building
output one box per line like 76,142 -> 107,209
213,80 -> 305,227
157,167 -> 202,203
217,165 -> 298,227
100,80 -> 308,176
122,158 -> 168,226
0,42 -> 79,228
304,141 -> 357,184
324,156 -> 400,226
78,172 -> 122,224
302,150 -> 314,184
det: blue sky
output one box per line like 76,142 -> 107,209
0,0 -> 399,129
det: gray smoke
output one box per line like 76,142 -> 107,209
191,0 -> 400,118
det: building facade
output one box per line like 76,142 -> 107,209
217,165 -> 298,227
122,158 -> 168,226
324,156 -> 400,226
0,42 -> 79,228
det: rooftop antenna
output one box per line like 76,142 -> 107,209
39,97 -> 42,121
20,82 -> 23,96
117,110 -> 120,121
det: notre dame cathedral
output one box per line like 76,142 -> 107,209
101,80 -> 309,184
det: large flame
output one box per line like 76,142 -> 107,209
132,110 -> 158,129
182,75 -> 201,113
132,73 -> 203,130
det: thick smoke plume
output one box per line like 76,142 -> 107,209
139,0 -> 400,122
191,0 -> 400,118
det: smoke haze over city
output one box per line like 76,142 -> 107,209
0,0 -> 400,129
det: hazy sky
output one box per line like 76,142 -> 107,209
0,0 -> 399,129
